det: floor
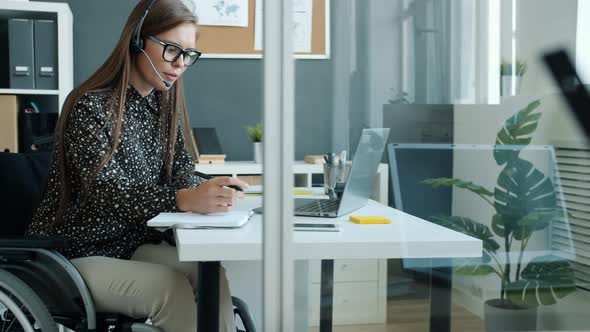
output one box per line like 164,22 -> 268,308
308,299 -> 485,332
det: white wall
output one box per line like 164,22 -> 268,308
452,0 -> 590,327
576,0 -> 590,83
331,0 -> 355,153
366,0 -> 402,129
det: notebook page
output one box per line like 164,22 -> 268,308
147,209 -> 253,228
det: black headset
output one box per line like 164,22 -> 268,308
130,0 -> 158,53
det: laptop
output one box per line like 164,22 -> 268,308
294,128 -> 390,217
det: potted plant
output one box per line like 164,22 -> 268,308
422,100 -> 576,331
387,88 -> 412,104
500,59 -> 528,96
245,123 -> 263,163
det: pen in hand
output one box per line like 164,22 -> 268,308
193,171 -> 245,192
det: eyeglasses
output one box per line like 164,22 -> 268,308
148,36 -> 201,67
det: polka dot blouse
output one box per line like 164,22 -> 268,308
26,85 -> 203,260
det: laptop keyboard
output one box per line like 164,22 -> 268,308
295,199 -> 340,213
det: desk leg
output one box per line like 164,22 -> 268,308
320,259 -> 334,332
198,261 -> 220,332
429,259 -> 452,332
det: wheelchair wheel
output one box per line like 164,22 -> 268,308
0,269 -> 57,332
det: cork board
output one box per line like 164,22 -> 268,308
197,0 -> 329,59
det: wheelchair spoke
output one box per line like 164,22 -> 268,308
1,292 -> 15,332
0,291 -> 36,332
0,270 -> 56,332
4,317 -> 17,332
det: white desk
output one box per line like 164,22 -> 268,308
171,197 -> 482,332
175,198 -> 481,261
193,162 -> 391,327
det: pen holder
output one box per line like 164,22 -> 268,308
323,161 -> 351,199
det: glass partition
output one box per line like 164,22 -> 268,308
288,0 -> 590,331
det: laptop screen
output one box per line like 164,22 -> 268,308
337,128 -> 390,215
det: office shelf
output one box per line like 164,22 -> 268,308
0,89 -> 60,95
195,161 -> 389,199
0,1 -> 73,112
0,2 -> 72,152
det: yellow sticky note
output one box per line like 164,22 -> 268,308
293,189 -> 313,195
349,215 -> 391,224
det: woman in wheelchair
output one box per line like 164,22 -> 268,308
25,0 -> 248,331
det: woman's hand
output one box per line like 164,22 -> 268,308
175,177 -> 248,214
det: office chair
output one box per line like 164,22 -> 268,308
0,151 -> 257,332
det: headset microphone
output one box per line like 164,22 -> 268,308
140,48 -> 172,88
131,0 -> 171,88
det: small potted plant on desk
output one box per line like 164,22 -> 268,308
501,59 -> 527,97
245,123 -> 263,163
423,100 -> 576,332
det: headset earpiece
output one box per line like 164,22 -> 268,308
130,28 -> 143,53
128,0 -> 172,88
130,0 -> 157,53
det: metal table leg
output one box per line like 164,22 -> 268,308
429,259 -> 452,332
319,259 -> 334,332
198,261 -> 220,332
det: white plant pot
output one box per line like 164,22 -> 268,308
253,142 -> 263,163
484,299 -> 537,332
501,75 -> 523,96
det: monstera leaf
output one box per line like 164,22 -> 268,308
430,215 -> 500,254
494,100 -> 541,166
429,215 -> 499,275
494,158 -> 557,239
517,210 -> 557,233
491,213 -> 509,237
506,255 -> 576,307
422,178 -> 493,198
454,257 -> 497,276
492,211 -> 557,239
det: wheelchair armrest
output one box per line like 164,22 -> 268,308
0,236 -> 70,249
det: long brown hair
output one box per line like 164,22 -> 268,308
54,0 -> 197,224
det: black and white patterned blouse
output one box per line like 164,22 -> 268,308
26,85 -> 203,259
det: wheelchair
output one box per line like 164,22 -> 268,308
0,151 -> 257,332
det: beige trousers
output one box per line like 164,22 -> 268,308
71,242 -> 236,332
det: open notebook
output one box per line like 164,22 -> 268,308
147,209 -> 254,229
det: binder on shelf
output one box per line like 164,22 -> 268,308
34,20 -> 58,90
0,20 -> 9,88
191,127 -> 226,163
8,19 -> 35,89
0,95 -> 19,152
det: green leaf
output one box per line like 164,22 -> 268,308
422,178 -> 493,196
513,122 -> 539,137
491,213 -> 510,237
430,215 -> 500,254
494,100 -> 542,165
454,259 -> 497,276
482,251 -> 492,263
494,158 -> 557,238
506,255 -> 576,307
516,210 -> 556,232
245,123 -> 263,142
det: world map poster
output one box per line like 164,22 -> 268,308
194,0 -> 249,27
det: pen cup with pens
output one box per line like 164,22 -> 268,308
323,151 -> 351,199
